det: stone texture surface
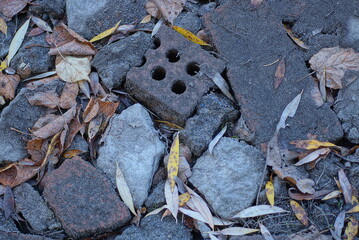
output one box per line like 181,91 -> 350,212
203,0 -> 343,146
115,215 -> 192,240
0,80 -> 64,163
334,79 -> 359,143
0,211 -> 18,233
180,92 -> 239,156
97,104 -> 165,207
125,25 -> 225,126
29,0 -> 66,19
92,32 -> 152,89
174,12 -> 202,34
14,183 -> 61,233
0,232 -> 55,240
189,137 -> 265,219
11,35 -> 54,76
42,158 -> 131,239
66,0 -> 147,39
144,180 -> 166,210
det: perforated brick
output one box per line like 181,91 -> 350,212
125,25 -> 225,126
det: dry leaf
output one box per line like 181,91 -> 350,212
0,0 -> 30,18
0,159 -> 38,187
140,15 -> 152,23
146,1 -> 161,19
3,186 -> 15,219
116,162 -> 136,215
28,27 -> 45,37
179,207 -> 206,223
27,89 -> 60,108
0,17 -> 7,35
115,24 -> 136,35
164,179 -> 179,221
276,90 -> 303,132
309,47 -> 359,90
290,139 -> 336,150
0,60 -> 7,71
155,120 -> 184,130
265,180 -> 275,206
232,205 -> 288,218
296,178 -> 315,194
288,188 -> 332,201
344,217 -> 358,240
62,149 -> 82,158
167,134 -> 180,192
338,169 -> 354,204
0,72 -> 20,100
77,80 -> 91,98
333,210 -> 345,240
31,16 -> 52,32
172,25 -> 209,46
151,19 -> 163,38
178,192 -> 190,206
33,106 -> 77,139
145,205 -> 168,217
90,21 -> 121,42
7,18 -> 30,65
152,0 -> 186,24
322,190 -> 341,201
26,138 -> 45,162
56,56 -> 91,83
59,83 -> 78,109
260,223 -> 275,240
23,71 -> 57,82
209,124 -> 227,155
274,58 -> 285,89
284,25 -> 308,50
290,200 -> 309,226
295,148 -> 330,166
212,227 -> 259,236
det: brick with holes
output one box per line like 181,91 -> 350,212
125,25 -> 225,126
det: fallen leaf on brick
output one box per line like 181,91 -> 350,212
90,21 -> 121,42
172,25 -> 210,46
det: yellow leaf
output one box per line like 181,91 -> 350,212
290,139 -> 336,150
0,60 -> 7,71
89,21 -> 121,42
290,200 -> 309,226
0,17 -> 7,35
167,134 -> 180,192
265,181 -> 274,206
178,192 -> 190,207
347,205 -> 359,214
62,149 -> 82,158
344,217 -> 358,240
321,190 -> 341,201
283,24 -> 308,50
140,15 -> 152,24
155,120 -> 183,130
172,25 -> 210,46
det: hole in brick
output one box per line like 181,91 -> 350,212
152,66 -> 166,80
171,80 -> 186,94
139,56 -> 146,67
153,37 -> 161,49
166,49 -> 180,62
187,62 -> 200,76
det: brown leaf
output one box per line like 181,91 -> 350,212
284,25 -> 308,50
152,0 -> 186,24
31,16 -> 52,32
0,159 -> 38,188
28,27 -> 45,37
295,148 -> 331,167
26,89 -> 60,108
296,178 -> 315,194
62,149 -> 82,158
26,138 -> 45,162
288,188 -> 332,201
274,58 -> 285,89
0,72 -> 20,100
33,106 -> 77,139
83,100 -> 100,123
146,1 -> 162,19
338,169 -> 353,204
3,186 -> 15,219
59,82 -> 78,109
32,114 -> 58,131
46,23 -> 96,56
0,0 -> 30,18
290,200 -> 309,226
309,47 -> 359,90
63,110 -> 83,150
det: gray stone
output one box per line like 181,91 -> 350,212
66,0 -> 147,39
189,137 -> 265,219
341,16 -> 359,50
97,104 -> 165,207
0,80 -> 65,163
0,210 -> 18,233
0,231 -> 56,240
198,2 -> 217,16
180,92 -> 239,156
144,180 -> 166,210
92,32 -> 152,89
174,12 -> 202,34
196,220 -> 211,239
29,0 -> 66,19
0,19 -> 15,59
11,35 -> 54,76
115,215 -> 192,240
13,183 -> 61,233
334,79 -> 359,143
67,134 -> 88,154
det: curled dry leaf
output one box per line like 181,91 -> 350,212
209,124 -> 227,155
338,169 -> 354,204
232,205 -> 288,219
276,90 -> 303,132
116,162 -> 136,215
0,17 -> 7,35
265,180 -> 275,206
283,24 -> 308,50
296,178 -> 315,194
167,134 -> 180,192
164,179 -> 179,221
0,0 -> 30,18
309,47 -> 359,90
295,148 -> 331,166
56,56 -> 91,83
152,0 -> 186,24
290,200 -> 309,226
344,217 -> 358,240
274,58 -> 285,89
288,188 -> 332,201
0,159 -> 38,187
0,72 -> 20,100
26,138 -> 45,162
172,26 -> 210,46
290,139 -> 336,150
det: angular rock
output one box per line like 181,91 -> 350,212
198,2 -> 217,16
144,180 -> 166,210
189,137 -> 265,219
29,0 -> 66,19
341,17 -> 359,50
0,79 -> 64,163
334,79 -> 359,143
97,104 -> 165,207
0,210 -> 18,233
180,92 -> 239,156
13,183 -> 61,233
174,12 -> 202,34
42,158 -> 131,239
115,215 -> 192,240
11,35 -> 54,77
0,232 -> 55,240
66,0 -> 147,39
203,0 -> 343,146
92,32 -> 152,89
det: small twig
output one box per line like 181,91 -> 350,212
10,127 -> 33,136
295,71 -> 317,82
